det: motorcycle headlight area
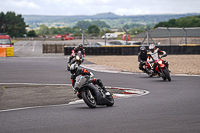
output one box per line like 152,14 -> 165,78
158,60 -> 162,64
76,56 -> 80,60
74,76 -> 87,89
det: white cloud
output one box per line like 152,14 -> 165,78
4,0 -> 39,8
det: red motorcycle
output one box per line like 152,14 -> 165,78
145,57 -> 171,81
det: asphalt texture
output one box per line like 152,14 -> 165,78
0,84 -> 76,110
0,84 -> 122,110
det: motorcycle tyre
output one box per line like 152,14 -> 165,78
163,68 -> 171,81
162,76 -> 166,81
82,90 -> 96,108
148,73 -> 153,77
106,95 -> 114,107
159,67 -> 166,80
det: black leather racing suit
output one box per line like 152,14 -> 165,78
138,50 -> 148,73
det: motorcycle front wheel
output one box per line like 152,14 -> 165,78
82,90 -> 96,108
106,95 -> 114,107
163,68 -> 171,81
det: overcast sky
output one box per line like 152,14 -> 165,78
1,0 -> 200,16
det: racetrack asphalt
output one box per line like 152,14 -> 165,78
0,83 -> 129,110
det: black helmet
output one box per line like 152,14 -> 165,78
140,46 -> 146,51
79,44 -> 83,48
70,64 -> 78,74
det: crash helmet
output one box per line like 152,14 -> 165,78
149,44 -> 156,52
78,44 -> 83,49
70,64 -> 79,74
140,46 -> 146,51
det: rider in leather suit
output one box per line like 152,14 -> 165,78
147,44 -> 168,72
138,46 -> 148,73
69,64 -> 108,98
67,44 -> 86,70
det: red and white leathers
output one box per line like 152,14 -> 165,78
147,48 -> 166,62
147,48 -> 167,70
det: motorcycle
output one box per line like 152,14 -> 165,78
67,51 -> 84,70
146,57 -> 171,81
74,75 -> 114,108
145,61 -> 157,77
71,51 -> 84,66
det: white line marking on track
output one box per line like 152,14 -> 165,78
0,83 -> 72,86
14,41 -> 28,52
32,41 -> 36,52
0,103 -> 71,113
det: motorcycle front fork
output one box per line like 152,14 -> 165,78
98,88 -> 106,98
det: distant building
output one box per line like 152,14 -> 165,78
110,29 -> 119,32
132,27 -> 200,45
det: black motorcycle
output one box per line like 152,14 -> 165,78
74,75 -> 114,108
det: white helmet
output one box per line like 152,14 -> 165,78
149,44 -> 155,52
70,64 -> 78,74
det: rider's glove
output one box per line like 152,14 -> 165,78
89,72 -> 94,80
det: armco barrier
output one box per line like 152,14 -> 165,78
62,45 -> 200,55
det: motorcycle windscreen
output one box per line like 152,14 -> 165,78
74,75 -> 87,90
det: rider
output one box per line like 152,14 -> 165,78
138,46 -> 148,74
67,44 -> 86,70
74,44 -> 85,56
69,64 -> 108,97
147,44 -> 168,73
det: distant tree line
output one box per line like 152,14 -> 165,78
76,20 -> 110,29
1,11 -> 200,38
154,15 -> 200,28
0,12 -> 26,37
36,24 -> 108,37
36,20 -> 112,36
24,12 -> 199,29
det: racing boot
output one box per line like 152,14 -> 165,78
143,69 -> 149,74
102,87 -> 110,96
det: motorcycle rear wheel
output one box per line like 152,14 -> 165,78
82,90 -> 96,108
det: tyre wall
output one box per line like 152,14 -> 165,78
63,46 -> 200,55
43,44 -> 200,55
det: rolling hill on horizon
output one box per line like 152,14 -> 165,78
23,12 -> 200,29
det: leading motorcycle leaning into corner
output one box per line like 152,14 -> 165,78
147,44 -> 171,79
70,63 -> 110,92
69,64 -> 114,108
67,44 -> 86,70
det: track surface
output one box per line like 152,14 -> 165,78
0,41 -> 200,133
